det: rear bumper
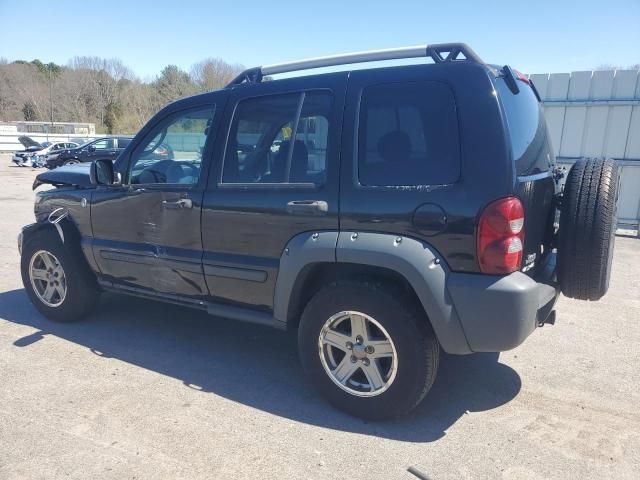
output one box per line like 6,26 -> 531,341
447,253 -> 559,352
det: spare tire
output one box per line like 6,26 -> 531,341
558,158 -> 620,300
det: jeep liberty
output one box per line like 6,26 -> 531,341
20,44 -> 620,419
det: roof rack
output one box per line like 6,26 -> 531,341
227,43 -> 483,87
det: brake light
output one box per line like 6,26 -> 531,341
477,197 -> 525,274
514,69 -> 530,84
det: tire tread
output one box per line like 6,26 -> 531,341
558,158 -> 619,300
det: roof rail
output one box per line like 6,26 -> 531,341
227,43 -> 483,87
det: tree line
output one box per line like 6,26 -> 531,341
0,57 -> 244,134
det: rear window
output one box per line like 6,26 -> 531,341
495,78 -> 551,174
358,81 -> 460,186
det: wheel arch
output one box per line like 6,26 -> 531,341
273,231 -> 472,354
20,219 -> 98,285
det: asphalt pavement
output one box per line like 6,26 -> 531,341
0,156 -> 638,479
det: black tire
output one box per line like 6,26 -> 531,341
558,158 -> 620,300
21,228 -> 99,322
298,281 -> 439,420
63,159 -> 79,166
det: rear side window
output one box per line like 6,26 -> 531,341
495,78 -> 551,174
118,138 -> 131,148
222,91 -> 332,185
92,139 -> 114,150
358,81 -> 460,186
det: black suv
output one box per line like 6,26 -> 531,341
20,44 -> 620,419
46,136 -> 133,168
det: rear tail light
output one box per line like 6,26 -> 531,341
477,197 -> 525,274
514,69 -> 530,84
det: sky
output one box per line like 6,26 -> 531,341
1,0 -> 639,80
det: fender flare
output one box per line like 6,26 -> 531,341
273,231 -> 338,324
19,218 -> 99,279
273,231 -> 472,354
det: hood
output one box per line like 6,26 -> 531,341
33,163 -> 93,190
18,136 -> 43,149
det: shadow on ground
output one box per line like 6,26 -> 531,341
0,288 -> 521,442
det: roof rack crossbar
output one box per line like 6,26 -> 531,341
227,42 -> 482,87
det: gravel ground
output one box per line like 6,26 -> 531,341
0,155 -> 638,480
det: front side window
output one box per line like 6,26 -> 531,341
358,81 -> 460,186
222,91 -> 331,185
128,106 -> 215,185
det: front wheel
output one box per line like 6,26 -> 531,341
21,229 -> 99,322
298,281 -> 439,420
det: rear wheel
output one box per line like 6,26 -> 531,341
21,229 -> 99,322
558,158 -> 620,300
298,281 -> 439,420
63,159 -> 79,166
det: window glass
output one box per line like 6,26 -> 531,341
118,138 -> 132,148
128,106 -> 215,185
358,81 -> 460,186
91,139 -> 113,150
495,78 -> 550,174
222,91 -> 331,185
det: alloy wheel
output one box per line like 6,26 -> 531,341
318,310 -> 398,397
29,250 -> 67,307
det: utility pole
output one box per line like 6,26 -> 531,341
48,63 -> 53,140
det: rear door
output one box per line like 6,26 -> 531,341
201,74 -> 347,310
86,138 -> 115,162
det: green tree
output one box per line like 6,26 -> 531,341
154,65 -> 195,105
104,102 -> 122,134
30,59 -> 62,77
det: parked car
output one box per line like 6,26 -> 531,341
46,136 -> 133,169
20,43 -> 620,420
11,137 -> 78,167
11,137 -> 49,166
42,141 -> 82,166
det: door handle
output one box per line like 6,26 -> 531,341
162,198 -> 193,209
286,200 -> 328,215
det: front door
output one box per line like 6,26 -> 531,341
90,104 -> 219,301
201,74 -> 347,310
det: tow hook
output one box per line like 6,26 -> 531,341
48,208 -> 69,243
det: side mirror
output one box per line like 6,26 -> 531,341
90,159 -> 115,186
88,145 -> 96,152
